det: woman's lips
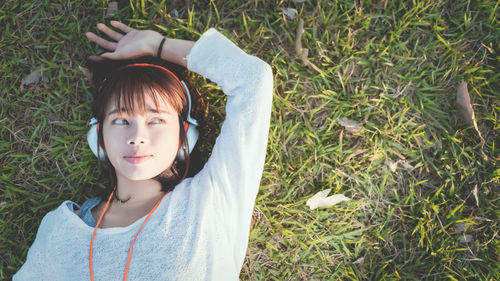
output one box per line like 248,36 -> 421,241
124,155 -> 153,164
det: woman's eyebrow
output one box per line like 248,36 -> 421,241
108,108 -> 124,116
146,107 -> 170,114
108,107 -> 170,116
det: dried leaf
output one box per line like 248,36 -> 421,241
296,21 -> 308,63
295,18 -> 309,65
294,18 -> 325,75
295,18 -> 309,66
338,117 -> 363,134
454,223 -> 467,233
306,189 -> 351,210
456,80 -> 485,146
472,184 -> 479,207
399,160 -> 414,170
79,66 -> 93,87
107,1 -> 118,16
282,8 -> 297,20
459,234 -> 472,243
294,18 -> 304,53
345,149 -> 369,162
385,160 -> 398,173
385,159 -> 414,173
23,69 -> 42,84
299,48 -> 309,64
20,65 -> 48,92
457,81 -> 474,124
369,149 -> 384,162
353,257 -> 365,264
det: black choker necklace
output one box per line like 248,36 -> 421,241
113,191 -> 131,204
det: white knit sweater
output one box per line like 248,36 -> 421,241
14,28 -> 273,281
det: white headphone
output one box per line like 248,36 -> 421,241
87,67 -> 199,162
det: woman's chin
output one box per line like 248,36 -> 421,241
112,159 -> 175,182
117,169 -> 163,182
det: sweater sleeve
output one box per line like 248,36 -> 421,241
186,29 -> 273,260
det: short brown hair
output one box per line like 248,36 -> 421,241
87,57 -> 194,197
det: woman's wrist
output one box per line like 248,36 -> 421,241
158,37 -> 194,68
157,38 -> 166,58
147,31 -> 165,57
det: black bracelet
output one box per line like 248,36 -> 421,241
157,37 -> 166,59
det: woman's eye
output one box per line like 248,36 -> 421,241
150,118 -> 165,124
113,119 -> 129,125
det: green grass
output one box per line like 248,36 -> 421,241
1,0 -> 498,280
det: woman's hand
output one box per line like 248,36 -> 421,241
87,20 -> 195,67
86,21 -> 163,60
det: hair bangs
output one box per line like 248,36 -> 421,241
100,67 -> 187,121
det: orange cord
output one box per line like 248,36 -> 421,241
89,186 -> 169,281
89,187 -> 115,281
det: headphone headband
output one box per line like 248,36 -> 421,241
97,63 -> 185,98
117,63 -> 185,92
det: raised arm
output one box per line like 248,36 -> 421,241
185,29 -> 273,264
86,21 -> 193,67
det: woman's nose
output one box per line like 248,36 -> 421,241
128,124 -> 147,144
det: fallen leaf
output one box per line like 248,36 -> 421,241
107,1 -> 118,16
293,18 -> 324,74
306,189 -> 351,210
399,160 -> 414,170
456,80 -> 485,146
345,149 -> 369,162
472,184 -> 479,207
385,160 -> 398,173
459,234 -> 472,243
20,65 -> 48,92
338,117 -> 363,134
335,168 -> 351,179
79,66 -> 93,87
295,18 -> 309,65
369,149 -> 384,162
23,69 -> 42,84
454,223 -> 467,233
457,81 -> 475,125
353,257 -> 365,264
282,8 -> 297,20
385,159 -> 414,173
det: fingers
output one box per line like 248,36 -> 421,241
100,52 -> 120,60
97,23 -> 123,41
110,20 -> 135,34
86,32 -> 117,51
87,55 -> 108,63
86,21 -> 135,59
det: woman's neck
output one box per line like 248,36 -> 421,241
92,175 -> 165,228
114,174 -> 163,204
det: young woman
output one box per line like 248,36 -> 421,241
14,21 -> 273,280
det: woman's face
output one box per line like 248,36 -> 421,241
102,94 -> 180,181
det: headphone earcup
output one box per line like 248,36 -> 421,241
176,121 -> 199,162
175,80 -> 199,163
87,118 -> 107,161
186,122 -> 199,154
